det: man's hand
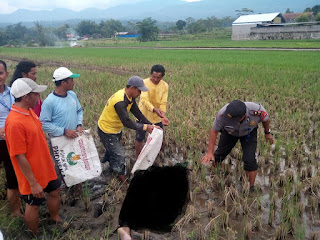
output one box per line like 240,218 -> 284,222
30,182 -> 45,198
64,129 -> 78,139
153,108 -> 165,118
0,127 -> 5,139
265,133 -> 274,145
161,116 -> 170,126
202,153 -> 215,166
146,125 -> 161,133
76,125 -> 83,134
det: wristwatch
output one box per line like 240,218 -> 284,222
264,129 -> 271,134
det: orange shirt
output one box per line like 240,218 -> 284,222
5,105 -> 57,195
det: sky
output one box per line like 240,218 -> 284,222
0,0 -> 201,14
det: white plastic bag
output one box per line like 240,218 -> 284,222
131,127 -> 163,175
50,129 -> 102,187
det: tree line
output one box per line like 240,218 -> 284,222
0,15 -> 234,46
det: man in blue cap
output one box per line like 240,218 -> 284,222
202,100 -> 273,192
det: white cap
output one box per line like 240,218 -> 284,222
53,67 -> 80,81
11,78 -> 47,98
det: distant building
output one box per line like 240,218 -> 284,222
115,32 -> 141,38
232,12 -> 320,40
283,12 -> 313,23
232,13 -> 285,40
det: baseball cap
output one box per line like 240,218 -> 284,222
53,67 -> 80,81
11,78 -> 47,98
127,76 -> 148,91
226,100 -> 246,118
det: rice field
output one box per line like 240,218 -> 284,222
0,46 -> 319,239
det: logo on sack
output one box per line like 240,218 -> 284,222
67,152 -> 81,165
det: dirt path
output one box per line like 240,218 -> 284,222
0,55 -> 135,76
92,46 -> 320,51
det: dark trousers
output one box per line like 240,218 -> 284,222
98,127 -> 125,175
214,127 -> 258,171
0,140 -> 18,189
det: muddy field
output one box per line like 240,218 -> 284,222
0,49 -> 319,240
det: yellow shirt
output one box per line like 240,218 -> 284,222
138,78 -> 168,124
98,89 -> 133,134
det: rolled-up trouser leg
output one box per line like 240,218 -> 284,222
98,127 -> 125,175
214,130 -> 239,163
240,127 -> 258,171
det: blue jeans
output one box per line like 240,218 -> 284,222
98,127 -> 125,175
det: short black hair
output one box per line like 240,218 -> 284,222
150,65 -> 165,77
54,77 -> 69,86
10,61 -> 36,86
14,97 -> 22,102
0,60 -> 7,71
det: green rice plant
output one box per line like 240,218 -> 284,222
274,223 -> 288,240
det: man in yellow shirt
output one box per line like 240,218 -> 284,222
135,65 -> 170,158
98,76 -> 157,183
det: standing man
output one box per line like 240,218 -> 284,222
40,67 -> 83,199
98,76 -> 158,183
40,67 -> 83,138
0,60 -> 21,217
202,100 -> 274,191
135,65 -> 169,158
5,78 -> 62,235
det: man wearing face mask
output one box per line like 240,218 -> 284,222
202,100 -> 274,192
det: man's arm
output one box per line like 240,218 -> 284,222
262,119 -> 274,144
130,101 -> 152,125
202,129 -> 219,165
16,154 -> 45,198
114,101 -> 151,131
40,102 -> 65,137
75,96 -> 83,134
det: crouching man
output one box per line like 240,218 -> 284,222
202,100 -> 273,192
5,78 -> 62,235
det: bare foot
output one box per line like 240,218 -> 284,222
118,227 -> 132,240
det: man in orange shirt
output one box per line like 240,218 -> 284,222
5,78 -> 62,235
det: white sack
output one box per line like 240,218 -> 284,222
50,129 -> 102,187
131,127 -> 163,175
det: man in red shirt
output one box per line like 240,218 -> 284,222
5,78 -> 62,235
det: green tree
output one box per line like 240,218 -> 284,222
54,24 -> 69,40
176,20 -> 186,31
285,8 -> 293,13
296,13 -> 311,22
312,5 -> 320,15
304,7 -> 312,12
76,20 -> 99,36
186,21 -> 206,34
136,17 -> 158,42
185,17 -> 195,24
34,22 -> 54,46
100,19 -> 124,38
235,8 -> 254,16
6,23 -> 27,40
315,12 -> 320,21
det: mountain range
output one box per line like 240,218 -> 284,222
0,0 -> 318,25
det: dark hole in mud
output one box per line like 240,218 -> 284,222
119,165 -> 189,232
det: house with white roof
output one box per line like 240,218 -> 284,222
232,13 -> 285,40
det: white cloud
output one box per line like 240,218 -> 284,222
0,2 -> 16,14
0,0 -> 145,14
